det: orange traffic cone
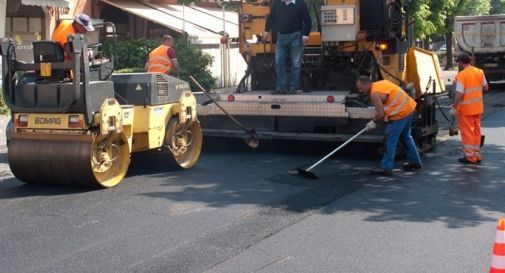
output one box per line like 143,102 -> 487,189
490,219 -> 505,273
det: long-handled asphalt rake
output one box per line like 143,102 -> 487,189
297,127 -> 368,179
189,75 -> 259,149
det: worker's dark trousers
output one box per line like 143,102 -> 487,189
380,113 -> 421,170
275,31 -> 302,92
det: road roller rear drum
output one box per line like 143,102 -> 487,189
163,117 -> 203,169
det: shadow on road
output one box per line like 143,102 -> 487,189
319,139 -> 505,228
136,133 -> 505,229
0,119 -> 503,230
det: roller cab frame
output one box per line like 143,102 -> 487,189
0,34 -> 202,188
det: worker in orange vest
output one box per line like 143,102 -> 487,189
452,52 -> 489,164
356,76 -> 422,176
145,35 -> 179,75
52,14 -> 94,60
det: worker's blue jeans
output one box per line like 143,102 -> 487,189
275,31 -> 303,92
380,113 -> 421,170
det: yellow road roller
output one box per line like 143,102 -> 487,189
0,35 -> 202,187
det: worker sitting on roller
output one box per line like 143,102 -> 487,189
145,35 -> 179,75
356,76 -> 422,176
52,14 -> 95,60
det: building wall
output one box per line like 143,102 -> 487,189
5,5 -> 47,62
1,0 -> 246,88
98,1 -> 246,88
148,0 -> 219,7
2,0 -> 91,62
0,0 -> 6,38
0,0 -> 5,83
202,44 -> 246,87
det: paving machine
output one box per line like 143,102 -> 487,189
198,0 -> 444,152
0,34 -> 202,187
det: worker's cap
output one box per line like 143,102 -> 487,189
74,14 -> 94,32
455,52 -> 471,64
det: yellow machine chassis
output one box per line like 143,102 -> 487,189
8,91 -> 202,188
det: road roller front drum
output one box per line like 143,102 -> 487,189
163,117 -> 202,169
8,132 -> 130,188
90,132 -> 130,187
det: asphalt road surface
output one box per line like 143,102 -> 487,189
1,87 -> 505,273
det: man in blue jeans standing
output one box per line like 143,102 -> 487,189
356,76 -> 422,176
262,0 -> 311,94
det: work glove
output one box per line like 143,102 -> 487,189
449,107 -> 457,116
262,31 -> 270,42
366,120 -> 377,131
302,36 -> 310,46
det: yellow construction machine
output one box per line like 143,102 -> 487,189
0,34 -> 202,187
198,0 -> 445,152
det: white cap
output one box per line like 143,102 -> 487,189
74,14 -> 94,32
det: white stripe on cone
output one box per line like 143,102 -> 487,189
491,255 -> 505,269
496,232 -> 505,244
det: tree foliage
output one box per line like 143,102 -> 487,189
102,38 -> 215,91
0,87 -> 10,115
103,38 -> 157,70
172,39 -> 216,91
489,0 -> 505,14
409,0 -> 437,39
407,0 -> 492,68
408,0 -> 491,39
177,0 -> 197,5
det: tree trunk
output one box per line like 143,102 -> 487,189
445,31 -> 453,70
423,37 -> 430,50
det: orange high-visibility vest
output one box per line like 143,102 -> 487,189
147,45 -> 172,74
371,80 -> 417,120
52,20 -> 76,56
455,66 -> 485,116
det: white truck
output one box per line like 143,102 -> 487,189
454,15 -> 505,82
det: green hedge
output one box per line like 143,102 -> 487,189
102,38 -> 216,91
0,87 -> 9,115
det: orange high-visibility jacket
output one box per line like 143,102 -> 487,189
147,45 -> 173,74
52,20 -> 76,53
455,66 -> 485,116
371,80 -> 417,120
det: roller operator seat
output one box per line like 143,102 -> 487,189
32,41 -> 66,81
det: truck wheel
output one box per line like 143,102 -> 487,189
164,117 -> 202,169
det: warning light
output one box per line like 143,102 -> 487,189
68,115 -> 83,128
16,115 -> 28,127
376,42 -> 389,51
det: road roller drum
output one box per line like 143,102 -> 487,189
8,132 -> 130,187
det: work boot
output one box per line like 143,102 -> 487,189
458,157 -> 481,164
369,167 -> 393,176
402,162 -> 422,171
